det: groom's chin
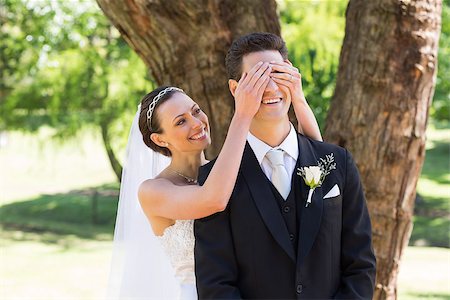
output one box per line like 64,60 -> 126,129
254,107 -> 290,123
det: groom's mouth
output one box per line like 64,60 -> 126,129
262,97 -> 283,105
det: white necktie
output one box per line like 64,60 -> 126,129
266,149 -> 290,200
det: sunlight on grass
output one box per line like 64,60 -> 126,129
0,187 -> 118,240
0,129 -> 117,204
426,122 -> 450,144
1,230 -> 448,300
0,231 -> 112,300
397,247 -> 450,300
417,177 -> 450,200
410,122 -> 450,247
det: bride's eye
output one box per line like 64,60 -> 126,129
194,108 -> 202,114
176,119 -> 185,126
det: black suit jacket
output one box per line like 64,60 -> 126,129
194,134 -> 376,299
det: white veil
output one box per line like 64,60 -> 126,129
106,105 -> 179,299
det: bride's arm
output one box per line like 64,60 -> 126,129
270,60 -> 323,141
292,95 -> 322,141
139,62 -> 271,220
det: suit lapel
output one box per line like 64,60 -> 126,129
241,143 -> 296,262
296,135 -> 323,266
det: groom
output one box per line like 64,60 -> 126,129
194,33 -> 376,299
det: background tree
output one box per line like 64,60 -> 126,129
279,0 -> 347,126
95,0 -> 280,156
0,0 -> 152,181
324,0 -> 442,298
96,0 -> 443,299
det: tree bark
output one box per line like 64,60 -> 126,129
100,120 -> 122,182
324,1 -> 442,299
95,0 -> 280,157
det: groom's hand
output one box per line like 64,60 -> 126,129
269,60 -> 307,106
233,61 -> 271,119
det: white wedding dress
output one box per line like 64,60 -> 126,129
157,220 -> 197,299
108,106 -> 198,300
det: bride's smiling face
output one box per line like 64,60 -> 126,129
151,92 -> 211,154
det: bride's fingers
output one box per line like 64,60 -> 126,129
234,73 -> 247,101
270,60 -> 296,69
270,62 -> 300,78
271,73 -> 300,89
270,72 -> 298,82
243,62 -> 266,86
236,72 -> 247,87
248,62 -> 270,89
271,79 -> 291,101
256,75 -> 271,100
253,65 -> 272,92
272,77 -> 293,89
236,62 -> 261,92
271,66 -> 300,79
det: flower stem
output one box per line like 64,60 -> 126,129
306,188 -> 315,207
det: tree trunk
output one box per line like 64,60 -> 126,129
324,1 -> 442,299
95,0 -> 280,157
100,120 -> 122,182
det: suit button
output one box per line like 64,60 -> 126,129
289,233 -> 295,241
283,206 -> 290,213
296,284 -> 303,294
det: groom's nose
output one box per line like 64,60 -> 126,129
264,76 -> 280,94
266,76 -> 279,92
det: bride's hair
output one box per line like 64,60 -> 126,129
138,86 -> 181,157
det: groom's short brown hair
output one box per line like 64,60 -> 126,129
225,32 -> 288,80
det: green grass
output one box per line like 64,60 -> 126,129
0,184 -> 119,240
410,121 -> 450,247
397,247 -> 450,299
0,128 -> 117,204
0,231 -> 448,300
0,129 -> 119,299
0,231 -> 112,299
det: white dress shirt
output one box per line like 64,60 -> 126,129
247,123 -> 299,190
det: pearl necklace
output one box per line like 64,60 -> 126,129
168,168 -> 198,184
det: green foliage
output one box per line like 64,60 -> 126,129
278,0 -> 348,127
1,0 -> 447,154
432,1 -> 450,122
278,0 -> 449,125
0,0 -> 152,145
1,0 -> 51,98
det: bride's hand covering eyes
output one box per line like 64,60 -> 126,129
233,61 -> 272,119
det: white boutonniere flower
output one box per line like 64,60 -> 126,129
297,153 -> 336,207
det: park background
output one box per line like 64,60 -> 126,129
1,0 -> 449,299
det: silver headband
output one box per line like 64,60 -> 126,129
146,87 -> 184,130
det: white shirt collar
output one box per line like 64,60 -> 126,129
247,123 -> 299,165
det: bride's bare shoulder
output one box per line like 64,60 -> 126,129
139,177 -> 173,194
138,178 -> 176,226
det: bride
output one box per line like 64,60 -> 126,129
107,61 -> 322,299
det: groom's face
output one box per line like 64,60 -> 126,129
238,50 -> 291,123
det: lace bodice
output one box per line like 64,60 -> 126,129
158,220 -> 195,284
